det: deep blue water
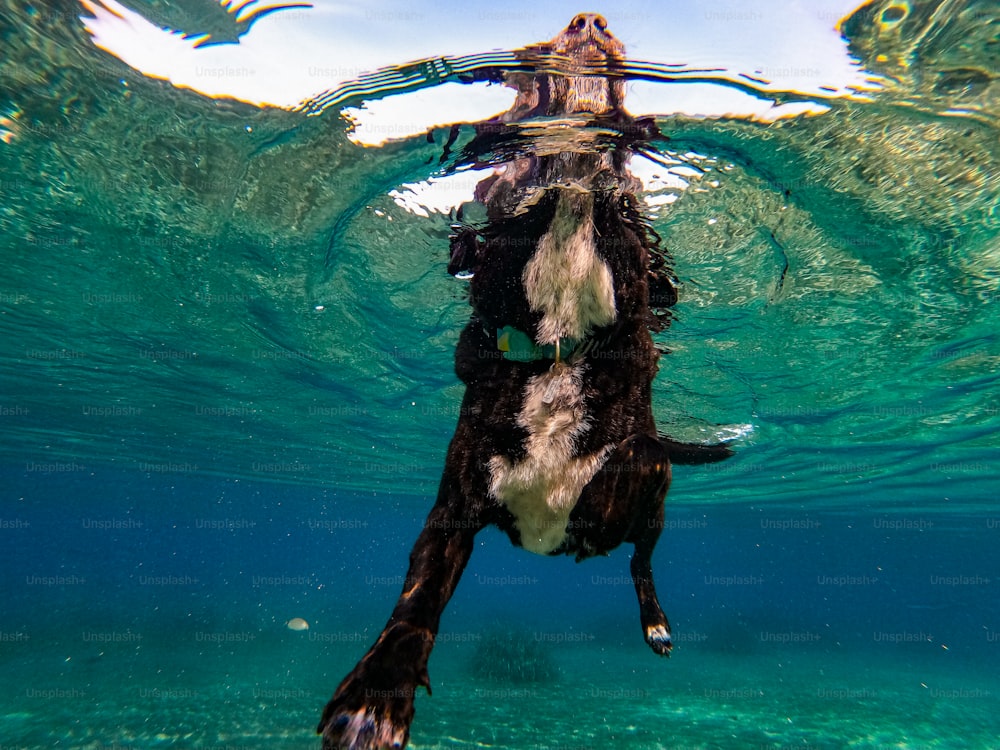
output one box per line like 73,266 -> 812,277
3,467 -> 999,748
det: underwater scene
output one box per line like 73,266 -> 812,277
1,0 -> 999,748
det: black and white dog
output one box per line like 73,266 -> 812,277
319,13 -> 731,750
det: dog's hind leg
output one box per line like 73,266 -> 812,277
318,473 -> 481,750
569,433 -> 673,655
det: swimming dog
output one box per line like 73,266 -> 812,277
319,13 -> 731,749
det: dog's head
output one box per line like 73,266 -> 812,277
503,13 -> 628,121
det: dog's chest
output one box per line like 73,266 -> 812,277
488,363 -> 612,554
522,188 -> 617,345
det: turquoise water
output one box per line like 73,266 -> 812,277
2,0 -> 999,747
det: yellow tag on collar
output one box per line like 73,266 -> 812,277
496,326 -> 579,362
497,328 -> 512,353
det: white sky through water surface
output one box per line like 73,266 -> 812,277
77,0 -> 871,208
79,0 -> 870,112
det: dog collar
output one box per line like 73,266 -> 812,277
496,326 -> 580,363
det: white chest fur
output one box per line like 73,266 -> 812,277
523,187 -> 617,344
488,363 -> 612,554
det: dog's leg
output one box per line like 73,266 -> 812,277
318,476 -> 479,750
570,433 -> 673,655
626,452 -> 674,657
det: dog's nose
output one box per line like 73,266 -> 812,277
569,13 -> 608,34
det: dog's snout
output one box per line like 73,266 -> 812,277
569,13 -> 608,34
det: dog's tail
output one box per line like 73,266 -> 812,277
658,435 -> 734,465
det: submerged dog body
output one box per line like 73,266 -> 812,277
319,14 -> 730,750
453,147 -> 667,560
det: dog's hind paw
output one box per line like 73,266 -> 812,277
645,623 -> 672,656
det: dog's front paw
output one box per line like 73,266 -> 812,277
318,680 -> 414,750
644,623 -> 672,656
319,623 -> 434,749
